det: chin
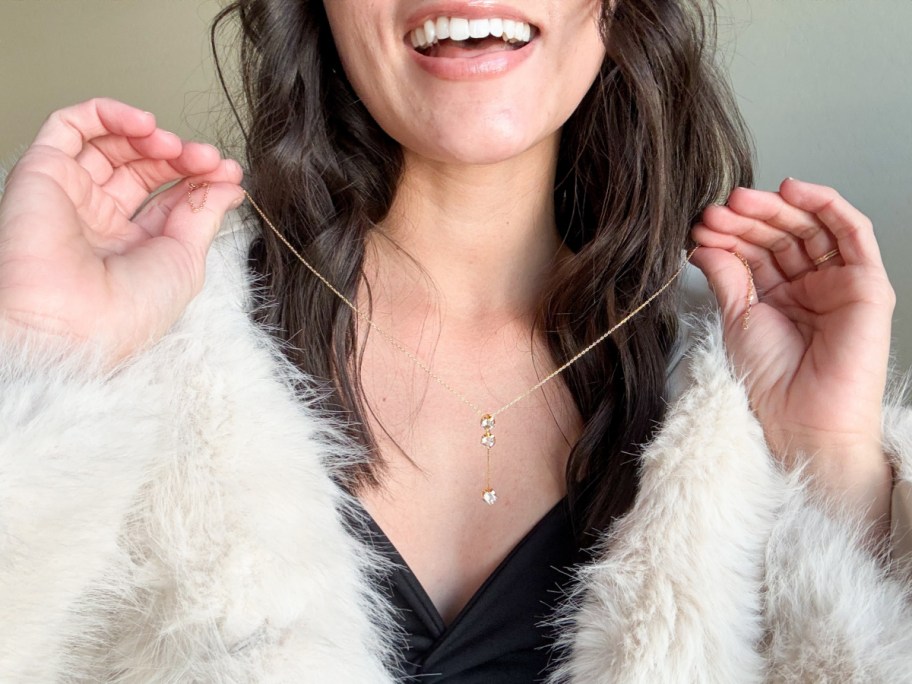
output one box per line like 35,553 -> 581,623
426,139 -> 536,165
399,118 -> 549,166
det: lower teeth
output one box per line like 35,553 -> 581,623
419,38 -> 523,55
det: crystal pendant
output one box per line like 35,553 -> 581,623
480,414 -> 497,506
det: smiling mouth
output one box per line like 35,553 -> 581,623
409,17 -> 536,59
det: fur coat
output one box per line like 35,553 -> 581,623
2,211 -> 912,683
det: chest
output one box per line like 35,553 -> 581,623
356,329 -> 582,624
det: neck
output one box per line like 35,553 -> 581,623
366,133 -> 568,326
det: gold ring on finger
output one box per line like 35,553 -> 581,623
813,248 -> 840,267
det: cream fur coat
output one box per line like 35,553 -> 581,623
2,211 -> 912,683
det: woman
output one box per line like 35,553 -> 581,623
1,0 -> 911,681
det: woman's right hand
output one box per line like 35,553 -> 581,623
0,97 -> 245,363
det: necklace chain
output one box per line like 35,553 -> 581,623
241,189 -> 697,504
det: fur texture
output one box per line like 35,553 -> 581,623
548,316 -> 781,683
2,210 -> 912,682
0,222 -> 396,683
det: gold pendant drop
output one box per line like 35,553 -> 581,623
480,414 -> 497,505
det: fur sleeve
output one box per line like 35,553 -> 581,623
0,333 -> 169,680
0,216 -> 395,683
549,312 -> 912,683
761,479 -> 912,682
883,396 -> 912,565
761,386 -> 912,682
548,314 -> 778,684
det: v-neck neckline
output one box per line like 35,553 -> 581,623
358,496 -> 570,635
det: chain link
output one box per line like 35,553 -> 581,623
243,190 -> 696,421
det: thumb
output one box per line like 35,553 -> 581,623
161,179 -> 246,257
689,246 -> 756,333
117,178 -> 245,310
103,179 -> 247,359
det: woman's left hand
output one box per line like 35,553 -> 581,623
691,178 -> 895,533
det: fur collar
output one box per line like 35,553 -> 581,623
1,212 -> 911,682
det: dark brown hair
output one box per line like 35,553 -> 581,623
210,0 -> 753,540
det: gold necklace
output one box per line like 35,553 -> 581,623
240,189 -> 705,505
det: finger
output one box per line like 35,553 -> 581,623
700,203 -> 813,280
726,186 -> 839,271
726,186 -> 829,241
82,158 -> 243,254
689,246 -> 758,335
130,162 -> 245,239
160,177 -> 247,259
778,178 -> 883,268
32,98 -> 157,158
810,246 -> 845,270
691,222 -> 788,293
107,176 -> 247,321
102,142 -> 226,215
104,176 -> 246,353
74,128 -> 183,185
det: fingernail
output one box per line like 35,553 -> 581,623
230,194 -> 245,209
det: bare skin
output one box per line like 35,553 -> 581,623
0,99 -> 244,362
692,183 -> 895,541
356,134 -> 584,622
0,4 -> 896,627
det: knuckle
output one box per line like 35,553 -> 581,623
865,274 -> 895,308
45,97 -> 94,124
769,234 -> 795,254
812,181 -> 841,199
824,185 -> 842,200
884,283 -> 897,309
40,97 -> 107,136
85,96 -> 107,112
819,190 -> 840,211
42,107 -> 64,130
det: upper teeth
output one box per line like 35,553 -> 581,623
410,17 -> 534,50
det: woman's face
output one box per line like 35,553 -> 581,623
323,0 -> 606,165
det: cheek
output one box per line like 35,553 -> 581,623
325,1 -> 396,95
554,3 -> 606,116
326,11 -> 375,91
324,2 -> 416,142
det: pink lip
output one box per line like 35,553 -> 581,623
408,42 -> 535,81
404,2 -> 540,81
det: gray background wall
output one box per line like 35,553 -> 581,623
2,0 -> 910,369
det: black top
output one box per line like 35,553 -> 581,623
354,498 -> 585,682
